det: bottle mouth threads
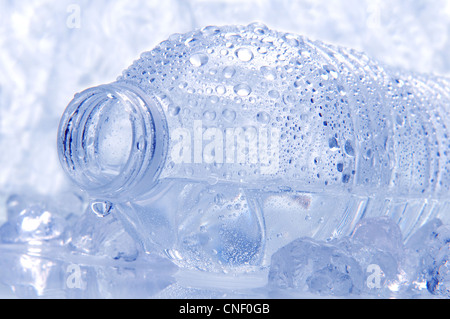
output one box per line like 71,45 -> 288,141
57,82 -> 167,200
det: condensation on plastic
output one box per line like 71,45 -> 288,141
58,24 -> 450,270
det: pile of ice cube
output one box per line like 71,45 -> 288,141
1,192 -> 450,299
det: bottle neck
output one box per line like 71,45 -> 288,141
57,81 -> 168,201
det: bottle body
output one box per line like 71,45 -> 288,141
112,179 -> 450,271
114,24 -> 450,199
58,24 -> 450,270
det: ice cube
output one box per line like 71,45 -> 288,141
426,243 -> 450,297
268,237 -> 364,296
408,223 -> 450,297
351,217 -> 404,260
68,207 -> 140,262
0,194 -> 67,243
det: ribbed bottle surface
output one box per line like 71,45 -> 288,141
115,23 -> 450,199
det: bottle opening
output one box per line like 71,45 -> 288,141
57,82 -> 167,199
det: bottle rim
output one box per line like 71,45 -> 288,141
57,82 -> 168,200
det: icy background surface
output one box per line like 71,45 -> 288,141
1,0 -> 450,298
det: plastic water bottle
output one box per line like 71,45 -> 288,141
57,23 -> 450,271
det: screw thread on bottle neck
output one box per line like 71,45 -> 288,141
57,82 -> 167,201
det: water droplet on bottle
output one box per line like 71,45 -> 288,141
268,90 -> 280,99
235,48 -> 254,62
395,78 -> 404,87
222,109 -> 236,122
257,47 -> 268,54
214,193 -> 225,205
283,33 -> 300,47
168,105 -> 181,116
203,110 -> 216,121
260,66 -> 276,80
256,112 -> 271,124
225,32 -> 241,41
322,65 -> 338,80
328,137 -> 339,150
249,22 -> 268,34
207,175 -> 219,185
216,85 -> 226,95
91,200 -> 113,218
233,84 -> 252,97
363,149 -> 372,160
189,53 -> 209,67
223,66 -> 236,78
201,25 -> 220,36
337,85 -> 347,96
329,69 -> 339,80
320,70 -> 329,81
277,54 -> 287,62
342,174 -> 351,184
136,135 -> 146,151
185,37 -> 198,47
210,96 -> 219,104
344,140 -> 355,157
294,80 -> 303,88
283,93 -> 296,105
